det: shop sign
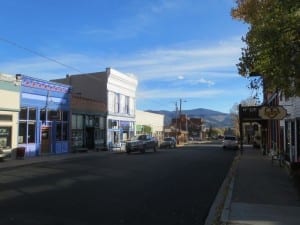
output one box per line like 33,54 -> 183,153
258,106 -> 287,120
239,105 -> 261,121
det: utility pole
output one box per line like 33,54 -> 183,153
179,98 -> 182,115
179,99 -> 187,131
175,102 -> 179,142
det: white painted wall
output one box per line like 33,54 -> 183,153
107,68 -> 137,116
136,110 -> 164,134
0,73 -> 21,154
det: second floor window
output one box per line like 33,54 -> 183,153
125,96 -> 129,114
114,93 -> 120,113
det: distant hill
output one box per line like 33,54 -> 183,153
146,108 -> 232,128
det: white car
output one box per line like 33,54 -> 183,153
0,147 -> 11,160
222,135 -> 239,150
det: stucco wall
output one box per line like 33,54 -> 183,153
0,73 -> 21,152
136,110 -> 164,134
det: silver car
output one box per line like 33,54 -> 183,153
160,137 -> 176,149
222,135 -> 239,150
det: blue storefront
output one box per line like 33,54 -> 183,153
18,75 -> 71,156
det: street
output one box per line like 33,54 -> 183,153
0,143 -> 236,225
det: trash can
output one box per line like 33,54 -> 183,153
16,147 -> 25,159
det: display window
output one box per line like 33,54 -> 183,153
18,107 -> 37,144
0,127 -> 12,148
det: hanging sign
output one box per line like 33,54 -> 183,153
258,106 -> 287,120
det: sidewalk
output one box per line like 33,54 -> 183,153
220,147 -> 300,225
0,150 -> 110,170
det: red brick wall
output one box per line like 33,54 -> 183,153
71,95 -> 106,113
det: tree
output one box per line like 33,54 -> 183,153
230,103 -> 240,136
207,125 -> 224,138
231,0 -> 300,97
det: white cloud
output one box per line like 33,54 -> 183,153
137,88 -> 224,99
0,37 -> 244,82
196,78 -> 215,86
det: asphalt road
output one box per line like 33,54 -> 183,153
0,143 -> 236,225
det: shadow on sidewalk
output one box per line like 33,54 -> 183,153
291,166 -> 300,197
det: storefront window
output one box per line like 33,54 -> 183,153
40,109 -> 46,121
19,108 -> 27,120
94,116 -> 99,127
63,123 -> 68,140
18,122 -> 26,144
0,127 -> 12,148
18,107 -> 36,144
28,123 -> 36,143
77,115 -> 83,129
72,130 -> 83,147
109,120 -> 118,129
56,121 -> 68,141
86,116 -> 94,127
72,114 -> 83,129
56,123 -> 62,141
48,110 -> 61,121
29,108 -> 36,120
100,117 -> 105,129
62,111 -> 69,121
72,115 -> 76,129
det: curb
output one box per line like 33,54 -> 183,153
204,153 -> 241,225
0,151 -> 109,170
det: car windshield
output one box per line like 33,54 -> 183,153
224,136 -> 236,141
129,135 -> 147,141
164,138 -> 173,141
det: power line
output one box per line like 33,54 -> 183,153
0,36 -> 82,73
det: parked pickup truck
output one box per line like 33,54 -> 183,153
125,134 -> 158,154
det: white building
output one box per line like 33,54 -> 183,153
53,68 -> 138,150
279,94 -> 300,164
0,73 -> 21,158
135,110 -> 165,141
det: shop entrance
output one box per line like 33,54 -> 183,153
86,127 -> 95,149
41,127 -> 51,154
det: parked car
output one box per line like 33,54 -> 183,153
0,147 -> 11,160
222,135 -> 239,150
160,137 -> 176,149
125,134 -> 158,154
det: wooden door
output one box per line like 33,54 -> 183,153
41,127 -> 51,153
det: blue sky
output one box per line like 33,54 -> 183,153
0,0 -> 253,113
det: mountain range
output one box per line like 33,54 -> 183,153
147,108 -> 233,128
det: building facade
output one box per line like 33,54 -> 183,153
19,75 -> 71,156
0,73 -> 21,158
279,94 -> 300,164
70,95 -> 107,151
135,110 -> 164,141
53,68 -> 138,150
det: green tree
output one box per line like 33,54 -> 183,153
231,0 -> 300,97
